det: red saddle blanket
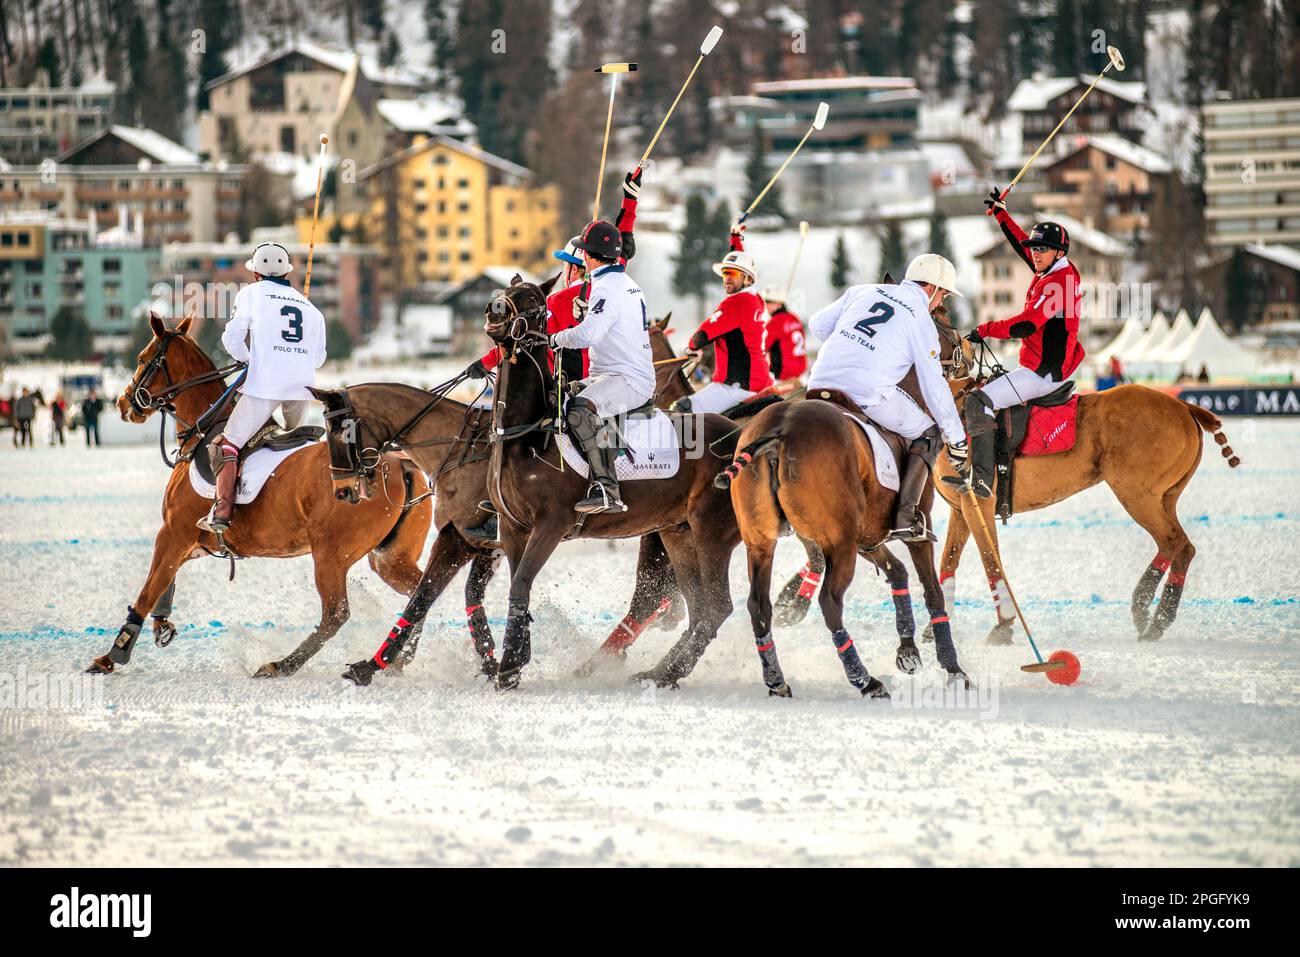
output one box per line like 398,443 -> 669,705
1017,396 -> 1079,457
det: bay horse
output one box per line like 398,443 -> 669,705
310,313 -> 704,687
84,314 -> 431,678
930,370 -> 1241,644
481,274 -> 743,689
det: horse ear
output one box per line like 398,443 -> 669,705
510,273 -> 523,287
540,271 -> 560,296
654,313 -> 672,332
176,315 -> 194,335
882,272 -> 896,284
149,312 -> 166,338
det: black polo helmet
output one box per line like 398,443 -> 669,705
1021,221 -> 1070,254
574,220 -> 622,262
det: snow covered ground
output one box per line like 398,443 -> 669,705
1,420 -> 1297,867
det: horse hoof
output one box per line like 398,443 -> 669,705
920,623 -> 934,643
495,669 -> 521,692
860,677 -> 891,699
85,655 -> 114,675
632,669 -> 679,690
947,670 -> 972,690
252,662 -> 281,679
896,648 -> 922,674
987,622 -> 1015,645
768,682 -> 793,698
480,655 -> 499,678
1137,627 -> 1163,642
341,661 -> 375,686
153,620 -> 178,648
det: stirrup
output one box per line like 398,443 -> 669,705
463,512 -> 499,543
196,509 -> 231,533
575,482 -> 626,515
887,513 -> 936,544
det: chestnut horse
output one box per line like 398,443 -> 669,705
84,314 -> 431,678
930,375 -> 1240,644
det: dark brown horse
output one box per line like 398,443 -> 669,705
480,275 -> 743,689
85,314 -> 431,677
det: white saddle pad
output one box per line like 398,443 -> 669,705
842,413 -> 900,492
559,409 -> 681,481
188,441 -> 320,505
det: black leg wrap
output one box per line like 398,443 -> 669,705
1131,562 -> 1166,631
1142,581 -> 1185,640
753,631 -> 787,692
497,612 -> 533,689
109,605 -> 145,665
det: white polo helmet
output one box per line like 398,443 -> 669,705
904,253 -> 962,297
713,250 -> 757,283
245,242 -> 293,277
761,285 -> 787,303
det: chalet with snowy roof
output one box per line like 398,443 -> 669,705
1199,244 -> 1300,327
0,126 -> 246,245
972,212 -> 1132,344
198,41 -> 431,162
1034,134 -> 1175,234
1009,74 -> 1148,157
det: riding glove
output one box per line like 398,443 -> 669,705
984,188 -> 1007,214
463,358 -> 489,380
965,329 -> 984,344
947,439 -> 971,475
622,168 -> 642,201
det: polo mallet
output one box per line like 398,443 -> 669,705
593,62 -> 637,220
783,220 -> 810,299
989,45 -> 1125,213
737,102 -> 828,226
956,481 -> 1079,684
638,26 -> 724,168
304,133 -> 329,297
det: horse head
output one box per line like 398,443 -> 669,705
118,312 -> 197,423
308,386 -> 375,505
482,272 -> 558,358
646,313 -> 693,408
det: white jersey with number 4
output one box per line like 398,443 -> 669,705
222,277 -> 327,401
806,279 -> 964,445
550,264 -> 655,401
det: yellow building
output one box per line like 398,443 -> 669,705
357,135 -> 560,291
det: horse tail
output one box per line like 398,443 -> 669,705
713,430 -> 784,490
1185,402 -> 1241,469
375,457 -> 430,550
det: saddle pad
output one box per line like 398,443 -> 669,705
559,409 -> 681,481
1018,397 -> 1079,457
188,441 -> 320,505
841,414 -> 901,492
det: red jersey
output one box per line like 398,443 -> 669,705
479,281 -> 589,381
689,290 -> 774,392
763,307 -> 807,381
977,209 -> 1085,380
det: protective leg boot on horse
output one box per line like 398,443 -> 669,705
463,500 -> 499,543
567,397 -> 626,514
944,389 -> 995,498
889,426 -> 942,543
197,435 -> 241,533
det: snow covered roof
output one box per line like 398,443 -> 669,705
1245,244 -> 1300,273
753,76 -> 916,94
376,98 -> 472,135
1008,74 -> 1146,112
1052,134 -> 1173,174
358,135 -> 532,181
972,213 -> 1130,259
55,125 -> 199,165
203,41 -> 426,92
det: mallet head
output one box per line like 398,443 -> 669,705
701,25 -> 723,55
799,220 -> 809,237
813,101 -> 829,130
595,62 -> 638,73
1107,45 -> 1125,72
319,133 -> 329,146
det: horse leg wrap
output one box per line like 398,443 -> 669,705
940,572 -> 956,611
109,606 -> 145,664
1147,571 -> 1187,637
500,611 -> 534,674
371,615 -> 418,670
890,585 -> 916,640
601,599 -> 667,655
928,613 -> 960,674
465,604 -> 496,662
1131,554 -> 1170,630
830,628 -> 872,692
753,631 -> 786,691
989,577 -> 1015,625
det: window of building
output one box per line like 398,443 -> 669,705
26,282 -> 42,297
459,251 -> 471,262
280,125 -> 296,152
105,304 -> 123,321
437,226 -> 449,238
0,232 -> 11,247
457,178 -> 469,189
25,260 -> 41,274
457,202 -> 469,213
458,226 -> 470,238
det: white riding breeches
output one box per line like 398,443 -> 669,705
689,381 -> 755,414
862,386 -> 935,441
223,394 -> 315,448
573,374 -> 653,418
980,366 -> 1064,410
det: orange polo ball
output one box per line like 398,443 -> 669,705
1046,650 -> 1081,685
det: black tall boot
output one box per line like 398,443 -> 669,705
968,428 -> 995,498
566,398 -> 626,514
889,451 -> 936,542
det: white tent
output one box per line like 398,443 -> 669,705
1096,312 -> 1148,362
1166,308 -> 1259,380
1150,309 -> 1196,358
1126,311 -> 1171,362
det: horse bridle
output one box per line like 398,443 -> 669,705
932,317 -> 973,380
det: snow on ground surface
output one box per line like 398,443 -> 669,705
0,420 -> 1297,867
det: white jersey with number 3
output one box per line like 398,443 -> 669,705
222,277 -> 327,400
806,279 -> 964,445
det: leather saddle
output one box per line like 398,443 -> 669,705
191,415 -> 323,484
807,387 -> 908,477
993,380 -> 1075,522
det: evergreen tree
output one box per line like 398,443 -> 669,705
36,36 -> 61,85
830,233 -> 852,290
1222,249 -> 1256,332
424,0 -> 454,87
672,194 -> 717,314
326,319 -> 354,360
1050,0 -> 1080,77
47,307 -> 95,361
929,208 -> 953,264
237,163 -> 286,241
196,0 -> 236,112
197,316 -> 232,364
147,0 -> 189,142
361,0 -> 386,40
743,127 -> 784,220
380,31 -> 400,68
878,221 -> 909,280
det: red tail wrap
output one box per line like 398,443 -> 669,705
797,569 -> 822,600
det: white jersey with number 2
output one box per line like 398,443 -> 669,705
806,279 -> 964,445
222,277 -> 327,401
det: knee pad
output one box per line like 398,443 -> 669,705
963,388 -> 997,437
669,396 -> 692,413
908,425 -> 943,467
565,397 -> 602,444
207,434 -> 239,474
